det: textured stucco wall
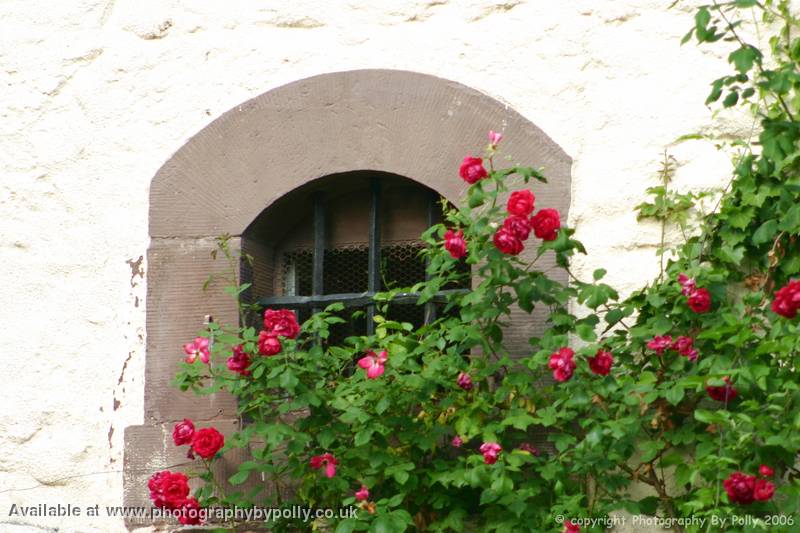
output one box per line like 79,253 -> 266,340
0,0 -> 751,531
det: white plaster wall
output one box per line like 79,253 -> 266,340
0,0 -> 757,531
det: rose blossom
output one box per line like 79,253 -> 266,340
771,279 -> 800,318
355,485 -> 370,502
227,345 -> 251,376
724,472 -> 757,504
493,227 -> 524,255
588,349 -> 613,376
456,372 -> 473,391
172,419 -> 195,446
488,130 -> 503,147
518,443 -> 540,456
706,377 -> 738,403
459,156 -> 488,184
451,435 -> 463,448
358,350 -> 388,379
444,229 -> 467,259
176,497 -> 204,525
548,347 -> 576,382
671,336 -> 698,361
759,464 -> 774,477
479,442 -> 502,464
183,337 -> 210,364
531,208 -> 561,241
258,330 -> 282,356
564,520 -> 581,533
646,335 -> 673,356
503,215 -> 532,241
148,471 -> 190,509
677,273 -> 697,296
263,309 -> 300,339
191,427 -> 225,459
687,287 -> 712,313
754,479 -> 775,501
310,453 -> 338,478
507,190 -> 536,217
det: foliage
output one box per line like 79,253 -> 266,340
166,2 -> 800,531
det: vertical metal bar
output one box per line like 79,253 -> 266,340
312,192 -> 325,314
424,191 -> 438,324
366,177 -> 381,335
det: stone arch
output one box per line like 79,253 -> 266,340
124,69 -> 571,521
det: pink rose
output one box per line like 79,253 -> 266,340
488,130 -> 503,147
678,273 -> 697,296
671,336 -> 698,361
459,156 -> 488,184
310,453 -> 338,478
687,288 -> 712,313
564,520 -> 581,533
754,479 -> 775,501
493,227 -> 524,255
191,427 -> 225,459
759,464 -> 774,477
451,435 -> 463,448
148,471 -> 190,510
456,372 -> 473,391
357,350 -> 388,379
724,472 -> 756,504
503,215 -> 532,241
258,330 -> 282,356
479,442 -> 502,464
507,190 -> 536,217
172,419 -> 195,446
646,335 -> 673,356
771,280 -> 800,318
227,345 -> 251,376
548,347 -> 576,382
355,485 -> 369,502
587,349 -> 613,376
183,337 -> 210,364
530,208 -> 561,241
263,309 -> 300,339
444,229 -> 467,259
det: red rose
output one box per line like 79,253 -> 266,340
493,227 -> 524,255
191,427 -> 224,459
588,349 -> 613,376
507,190 -> 535,217
548,347 -> 576,382
706,377 -> 738,402
503,215 -> 532,241
176,497 -> 204,525
723,472 -> 756,505
444,229 -> 467,259
310,453 -> 338,478
258,330 -> 282,356
531,208 -> 561,241
687,288 -> 711,313
456,372 -> 473,391
646,335 -> 673,356
148,471 -> 190,509
754,479 -> 775,501
759,464 -> 774,477
227,345 -> 251,376
459,156 -> 488,184
263,309 -> 300,339
564,520 -> 581,533
172,419 -> 195,446
771,279 -> 800,318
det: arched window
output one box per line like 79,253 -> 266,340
242,171 -> 468,344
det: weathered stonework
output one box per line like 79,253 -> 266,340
0,1 -> 750,531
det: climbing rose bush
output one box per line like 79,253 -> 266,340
162,3 -> 800,531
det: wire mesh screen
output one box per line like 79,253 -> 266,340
280,242 -> 469,344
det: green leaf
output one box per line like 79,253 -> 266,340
752,219 -> 778,245
335,520 -> 358,533
778,204 -> 800,233
593,268 -> 607,280
228,469 -> 250,486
